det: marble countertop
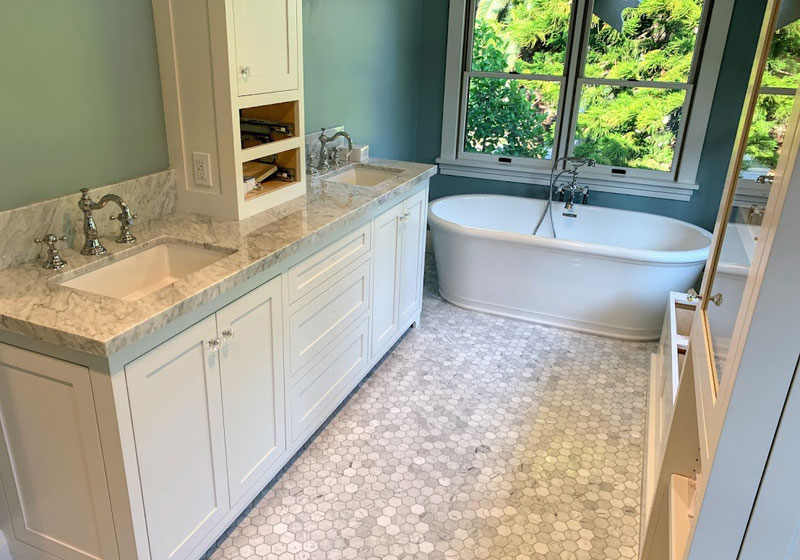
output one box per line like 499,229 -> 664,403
0,159 -> 436,357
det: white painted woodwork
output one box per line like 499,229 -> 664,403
125,316 -> 230,560
668,474 -> 694,560
153,0 -> 306,221
233,0 -> 299,96
216,278 -> 286,506
371,187 -> 429,359
287,223 -> 371,305
371,203 -> 404,357
289,317 -> 370,442
738,359 -> 800,559
0,344 -> 117,560
398,190 -> 427,325
288,258 -> 371,376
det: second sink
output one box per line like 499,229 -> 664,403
327,164 -> 404,187
59,241 -> 236,301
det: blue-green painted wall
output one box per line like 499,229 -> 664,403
302,0 -> 425,162
414,0 -> 767,231
0,1 -> 169,212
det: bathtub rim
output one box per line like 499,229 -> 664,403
428,194 -> 712,266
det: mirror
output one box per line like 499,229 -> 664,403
706,0 -> 800,385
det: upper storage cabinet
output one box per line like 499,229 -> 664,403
234,0 -> 299,96
153,0 -> 306,221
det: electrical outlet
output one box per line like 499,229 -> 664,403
192,152 -> 213,187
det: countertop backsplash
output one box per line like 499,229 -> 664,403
0,170 -> 177,271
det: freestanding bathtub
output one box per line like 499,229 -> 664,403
428,194 -> 713,340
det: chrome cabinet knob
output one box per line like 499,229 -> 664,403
207,338 -> 221,353
221,329 -> 234,340
240,66 -> 251,79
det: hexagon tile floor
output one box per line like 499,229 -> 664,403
204,245 -> 653,560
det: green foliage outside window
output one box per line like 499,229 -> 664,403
745,21 -> 800,170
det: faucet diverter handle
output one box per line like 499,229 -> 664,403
34,234 -> 69,270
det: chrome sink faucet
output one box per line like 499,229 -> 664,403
78,188 -> 138,255
317,128 -> 353,173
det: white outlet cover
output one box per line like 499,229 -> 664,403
192,152 -> 213,187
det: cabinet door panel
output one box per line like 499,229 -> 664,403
125,317 -> 229,560
288,259 -> 371,375
290,317 -> 370,442
234,0 -> 299,95
217,277 -> 286,506
0,344 -> 117,560
398,190 -> 427,324
371,203 -> 403,357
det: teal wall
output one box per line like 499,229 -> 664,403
413,0 -> 767,231
302,0 -> 424,161
0,1 -> 169,212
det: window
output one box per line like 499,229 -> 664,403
439,0 -> 735,200
741,19 -> 800,183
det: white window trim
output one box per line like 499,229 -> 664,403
437,0 -> 737,202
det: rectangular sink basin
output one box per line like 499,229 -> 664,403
328,165 -> 403,187
60,242 -> 235,301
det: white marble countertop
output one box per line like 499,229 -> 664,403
0,159 -> 436,357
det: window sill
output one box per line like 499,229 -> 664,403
436,158 -> 701,201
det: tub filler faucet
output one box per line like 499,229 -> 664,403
556,185 -> 590,217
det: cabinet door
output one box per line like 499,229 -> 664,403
371,202 -> 403,357
233,0 -> 299,96
0,344 -> 117,560
398,190 -> 427,324
125,317 -> 229,560
216,277 -> 286,506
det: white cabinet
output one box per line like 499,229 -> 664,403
125,316 -> 230,560
153,0 -> 307,221
0,186 -> 430,560
372,189 -> 428,358
0,344 -> 117,560
125,276 -> 285,560
233,0 -> 300,96
217,279 -> 285,506
398,190 -> 427,325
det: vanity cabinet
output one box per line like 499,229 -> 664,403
233,0 -> 300,96
372,190 -> 427,358
125,277 -> 284,560
0,345 -> 117,560
125,316 -> 230,560
0,184 -> 429,560
216,280 -> 285,506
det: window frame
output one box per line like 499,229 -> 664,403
439,0 -> 736,201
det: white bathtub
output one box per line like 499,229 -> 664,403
428,194 -> 712,340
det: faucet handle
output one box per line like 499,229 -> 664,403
110,211 -> 138,224
110,210 -> 137,244
34,234 -> 69,270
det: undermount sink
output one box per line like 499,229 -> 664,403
328,164 -> 403,187
59,241 -> 235,301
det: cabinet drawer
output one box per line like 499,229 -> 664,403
290,316 -> 370,442
288,258 -> 371,375
288,223 -> 371,304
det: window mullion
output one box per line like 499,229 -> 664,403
557,0 -> 594,164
